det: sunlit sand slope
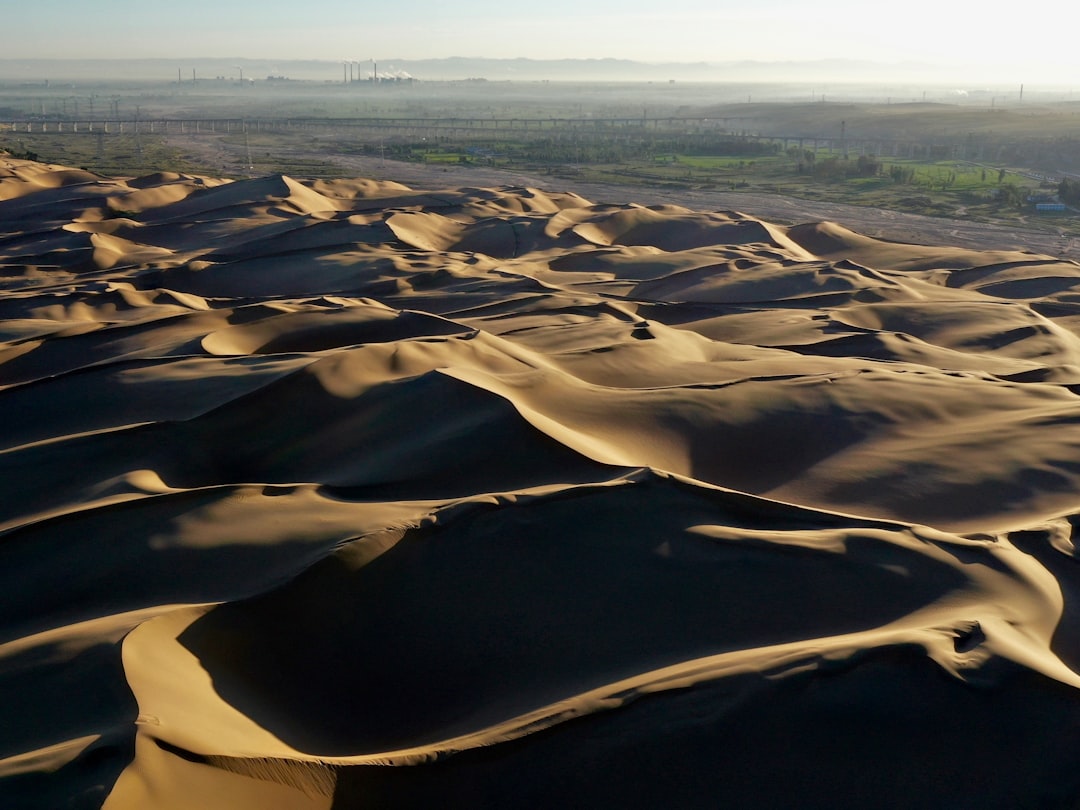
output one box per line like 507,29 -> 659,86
3,157 -> 1080,808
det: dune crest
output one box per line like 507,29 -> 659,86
4,155 -> 1080,808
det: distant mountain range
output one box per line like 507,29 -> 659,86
0,56 -> 983,85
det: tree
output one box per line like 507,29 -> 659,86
814,156 -> 846,181
1059,177 -> 1080,206
856,154 -> 881,177
889,165 -> 915,184
998,183 -> 1025,208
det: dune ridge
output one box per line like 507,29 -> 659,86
3,155 -> 1080,808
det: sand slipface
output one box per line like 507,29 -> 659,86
3,155 -> 1080,809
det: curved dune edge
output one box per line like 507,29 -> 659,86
4,156 -> 1080,807
116,478 -> 1080,763
107,470 -> 1080,805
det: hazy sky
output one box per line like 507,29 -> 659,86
4,0 -> 1076,82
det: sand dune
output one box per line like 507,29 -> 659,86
4,154 -> 1080,808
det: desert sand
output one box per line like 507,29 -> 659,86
3,156 -> 1080,808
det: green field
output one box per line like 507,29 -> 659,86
3,80 -> 1077,235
